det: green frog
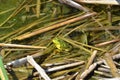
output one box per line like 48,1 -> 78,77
52,37 -> 72,52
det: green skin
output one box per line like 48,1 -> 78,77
52,37 -> 72,52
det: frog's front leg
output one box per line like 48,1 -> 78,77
45,49 -> 61,61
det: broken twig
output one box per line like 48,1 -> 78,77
104,53 -> 120,77
58,0 -> 89,12
0,43 -> 46,49
85,50 -> 97,69
95,39 -> 120,47
75,0 -> 120,5
27,56 -> 51,80
46,61 -> 85,72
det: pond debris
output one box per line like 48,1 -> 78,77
46,61 -> 85,72
104,53 -> 120,77
95,38 -> 120,47
75,0 -> 120,5
0,43 -> 46,49
36,0 -> 41,18
15,12 -> 96,40
58,0 -> 89,12
27,56 -> 51,80
85,50 -> 97,69
0,0 -> 120,80
98,77 -> 120,80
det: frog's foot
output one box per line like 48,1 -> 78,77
45,49 -> 60,60
52,49 -> 61,56
58,0 -> 89,12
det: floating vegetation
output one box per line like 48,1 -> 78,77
0,0 -> 120,80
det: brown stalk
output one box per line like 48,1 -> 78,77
58,0 -> 89,12
97,67 -> 110,73
6,44 -> 55,67
36,0 -> 40,18
104,53 -> 120,77
80,63 -> 97,80
107,5 -> 112,26
79,26 -> 120,31
94,70 -> 112,78
0,43 -> 46,49
75,0 -> 120,5
46,61 -> 85,72
78,53 -> 120,79
59,36 -> 92,54
68,72 -> 79,80
109,42 -> 120,55
60,36 -> 106,52
85,50 -> 97,69
15,12 -> 97,40
95,39 -> 120,47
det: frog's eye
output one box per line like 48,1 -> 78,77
52,39 -> 55,43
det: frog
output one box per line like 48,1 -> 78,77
52,37 -> 72,52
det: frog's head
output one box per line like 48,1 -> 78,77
52,37 -> 59,43
52,37 -> 61,50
